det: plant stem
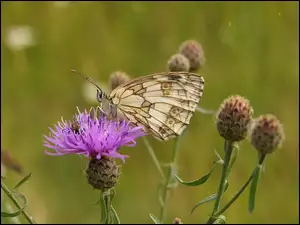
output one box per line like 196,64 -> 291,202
1,180 -> 36,224
159,137 -> 181,223
110,205 -> 120,224
214,169 -> 255,217
99,190 -> 107,224
207,140 -> 233,223
214,151 -> 266,217
143,137 -> 165,180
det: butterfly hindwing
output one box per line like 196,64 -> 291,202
108,72 -> 204,141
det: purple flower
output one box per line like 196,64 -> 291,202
44,107 -> 146,162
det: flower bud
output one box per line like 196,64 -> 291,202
178,40 -> 205,71
86,156 -> 120,191
250,114 -> 284,155
216,95 -> 253,141
109,71 -> 130,91
167,53 -> 190,72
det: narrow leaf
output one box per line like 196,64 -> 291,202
0,202 -> 22,223
1,210 -> 23,218
213,149 -> 223,163
109,206 -> 120,224
248,166 -> 261,213
191,182 -> 229,214
12,191 -> 28,209
149,213 -> 161,224
191,194 -> 217,214
175,163 -> 217,186
227,145 -> 239,176
1,192 -> 28,218
14,173 -> 32,189
99,192 -> 108,224
110,188 -> 116,203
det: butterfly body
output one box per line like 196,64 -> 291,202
74,70 -> 204,141
105,72 -> 204,141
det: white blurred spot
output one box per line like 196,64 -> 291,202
5,26 -> 36,52
82,81 -> 109,105
53,1 -> 70,8
228,21 -> 232,27
278,12 -> 281,16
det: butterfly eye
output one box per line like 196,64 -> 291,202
96,89 -> 103,102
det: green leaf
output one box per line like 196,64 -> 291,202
109,206 -> 120,224
227,144 -> 239,176
191,181 -> 229,214
1,210 -> 23,218
100,192 -> 108,224
14,173 -> 32,189
248,166 -> 261,213
110,188 -> 116,203
1,192 -> 28,218
191,194 -> 217,214
149,213 -> 161,224
213,149 -> 223,163
175,163 -> 217,186
12,190 -> 28,208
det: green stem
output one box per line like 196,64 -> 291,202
1,180 -> 36,224
258,153 -> 266,165
214,152 -> 266,217
100,189 -> 120,224
159,137 -> 181,223
110,205 -> 120,224
215,169 -> 255,217
207,140 -> 233,223
143,137 -> 165,180
99,190 -> 108,224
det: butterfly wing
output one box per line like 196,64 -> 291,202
109,72 -> 205,141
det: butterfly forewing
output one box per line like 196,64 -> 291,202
109,72 -> 204,141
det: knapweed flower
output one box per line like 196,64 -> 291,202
216,95 -> 253,142
109,71 -> 131,91
250,114 -> 285,155
167,53 -> 190,72
178,40 -> 206,72
44,107 -> 146,162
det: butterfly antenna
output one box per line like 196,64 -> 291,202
71,69 -> 102,90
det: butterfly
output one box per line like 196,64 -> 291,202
73,70 -> 205,141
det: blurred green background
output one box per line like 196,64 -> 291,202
1,1 -> 298,224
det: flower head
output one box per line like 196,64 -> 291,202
44,107 -> 146,162
250,114 -> 285,155
86,156 -> 120,191
216,95 -> 253,141
109,71 -> 131,91
178,40 -> 205,72
167,53 -> 190,72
